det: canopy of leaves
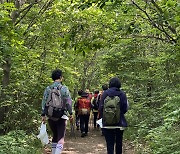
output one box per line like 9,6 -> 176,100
0,0 -> 179,153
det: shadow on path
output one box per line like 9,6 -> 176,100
62,128 -> 106,154
44,126 -> 135,154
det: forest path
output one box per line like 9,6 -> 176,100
44,124 -> 135,154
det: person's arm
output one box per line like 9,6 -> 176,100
98,91 -> 108,118
41,86 -> 51,123
41,86 -> 50,116
120,92 -> 128,114
61,86 -> 73,116
75,99 -> 79,112
91,97 -> 95,108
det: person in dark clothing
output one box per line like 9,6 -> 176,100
91,90 -> 100,129
76,92 -> 91,137
98,84 -> 108,135
99,77 -> 129,154
102,84 -> 108,92
97,84 -> 108,116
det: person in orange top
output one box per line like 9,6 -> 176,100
74,90 -> 83,130
76,92 -> 91,137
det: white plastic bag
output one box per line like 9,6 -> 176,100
37,123 -> 49,145
96,118 -> 103,128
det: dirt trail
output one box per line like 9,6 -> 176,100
44,126 -> 135,154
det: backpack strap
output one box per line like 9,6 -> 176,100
57,84 -> 63,90
82,99 -> 85,108
96,94 -> 101,103
49,84 -> 63,90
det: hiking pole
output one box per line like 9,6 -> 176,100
70,119 -> 76,139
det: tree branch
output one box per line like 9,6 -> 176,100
131,0 -> 176,44
15,3 -> 34,26
131,34 -> 168,42
23,0 -> 54,35
151,0 -> 176,34
19,3 -> 35,14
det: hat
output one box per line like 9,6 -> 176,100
81,92 -> 88,97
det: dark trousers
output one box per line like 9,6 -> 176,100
79,114 -> 90,134
75,112 -> 80,127
93,112 -> 99,128
103,128 -> 124,154
48,118 -> 66,143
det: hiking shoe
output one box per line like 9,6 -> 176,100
84,133 -> 88,136
81,133 -> 85,137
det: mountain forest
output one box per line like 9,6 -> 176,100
0,0 -> 179,153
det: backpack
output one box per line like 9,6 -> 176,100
92,97 -> 99,110
103,96 -> 120,126
78,98 -> 91,115
44,85 -> 65,119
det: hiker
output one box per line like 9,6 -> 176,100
98,84 -> 108,118
41,69 -> 73,154
74,90 -> 83,130
86,89 -> 93,101
98,84 -> 108,135
76,91 -> 91,137
91,90 -> 100,129
99,77 -> 129,154
101,84 -> 108,96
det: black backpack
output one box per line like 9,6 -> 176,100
92,96 -> 99,110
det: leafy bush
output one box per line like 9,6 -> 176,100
0,130 -> 42,154
0,80 -> 43,133
145,93 -> 180,154
125,89 -> 180,154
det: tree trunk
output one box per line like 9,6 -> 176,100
0,58 -> 11,134
0,0 -> 20,132
2,58 -> 11,88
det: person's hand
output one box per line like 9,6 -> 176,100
41,116 -> 46,124
69,115 -> 73,123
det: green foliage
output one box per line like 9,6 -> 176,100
145,92 -> 180,154
124,88 -> 180,153
103,35 -> 179,153
0,0 -> 179,153
0,130 -> 41,154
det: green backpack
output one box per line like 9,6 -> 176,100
103,96 -> 120,126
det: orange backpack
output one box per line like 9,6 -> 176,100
78,98 -> 91,115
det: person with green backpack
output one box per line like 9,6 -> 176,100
99,77 -> 129,154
